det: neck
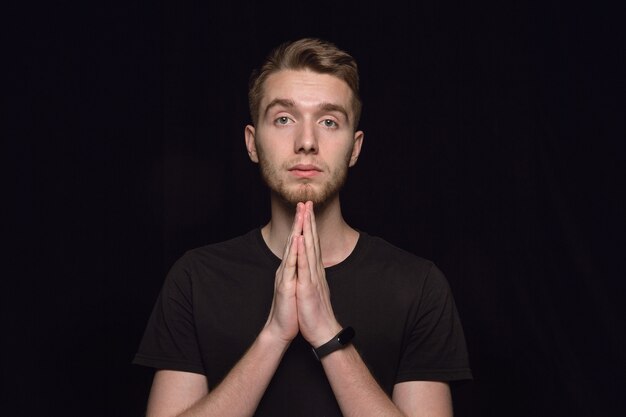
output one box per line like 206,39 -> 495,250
261,194 -> 359,267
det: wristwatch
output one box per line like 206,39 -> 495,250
312,326 -> 355,361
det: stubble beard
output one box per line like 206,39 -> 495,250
257,147 -> 350,208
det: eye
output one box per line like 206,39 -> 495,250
275,116 -> 293,126
321,119 -> 338,128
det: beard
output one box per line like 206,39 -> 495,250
256,146 -> 350,207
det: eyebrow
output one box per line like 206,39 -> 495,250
263,98 -> 295,117
263,98 -> 351,123
318,102 -> 350,123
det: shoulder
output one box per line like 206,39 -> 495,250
176,229 -> 262,267
354,232 -> 451,293
359,233 -> 438,275
163,228 -> 270,285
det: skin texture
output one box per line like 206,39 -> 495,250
245,69 -> 362,209
144,69 -> 453,417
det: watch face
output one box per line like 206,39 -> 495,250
338,326 -> 355,344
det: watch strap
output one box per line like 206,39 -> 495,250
312,326 -> 355,361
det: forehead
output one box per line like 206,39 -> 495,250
261,69 -> 353,111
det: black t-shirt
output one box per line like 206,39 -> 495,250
134,229 -> 471,415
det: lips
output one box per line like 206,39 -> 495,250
288,164 -> 322,178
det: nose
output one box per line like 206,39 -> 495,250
294,121 -> 318,154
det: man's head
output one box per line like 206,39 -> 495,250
248,38 -> 362,130
245,39 -> 364,208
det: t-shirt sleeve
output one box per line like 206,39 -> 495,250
395,263 -> 472,383
132,254 -> 206,375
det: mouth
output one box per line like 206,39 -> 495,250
288,164 -> 322,178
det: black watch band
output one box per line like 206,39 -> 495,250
312,326 -> 355,361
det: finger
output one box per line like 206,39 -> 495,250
302,206 -> 319,278
281,203 -> 304,261
296,235 -> 310,281
293,202 -> 305,238
307,202 -> 321,262
280,234 -> 292,263
282,232 -> 299,282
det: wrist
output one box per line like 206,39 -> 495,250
312,326 -> 356,361
258,325 -> 294,351
309,321 -> 344,348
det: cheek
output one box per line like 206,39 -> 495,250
337,141 -> 356,164
258,131 -> 293,153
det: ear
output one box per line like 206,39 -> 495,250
348,130 -> 364,167
244,125 -> 259,163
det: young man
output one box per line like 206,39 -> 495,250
134,38 -> 471,417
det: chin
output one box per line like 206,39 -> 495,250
277,184 -> 340,208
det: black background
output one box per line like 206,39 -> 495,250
6,0 -> 625,416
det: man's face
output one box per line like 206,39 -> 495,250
245,69 -> 364,207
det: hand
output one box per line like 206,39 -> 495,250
263,203 -> 305,344
296,201 -> 342,347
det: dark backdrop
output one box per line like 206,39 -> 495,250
7,1 -> 624,416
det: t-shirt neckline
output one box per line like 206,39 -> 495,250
252,227 -> 368,273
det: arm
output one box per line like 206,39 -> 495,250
321,347 -> 453,417
393,381 -> 453,417
145,207 -> 306,417
314,333 -> 453,417
297,202 -> 453,417
145,328 -> 290,417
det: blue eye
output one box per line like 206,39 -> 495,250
275,116 -> 291,125
322,119 -> 337,128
